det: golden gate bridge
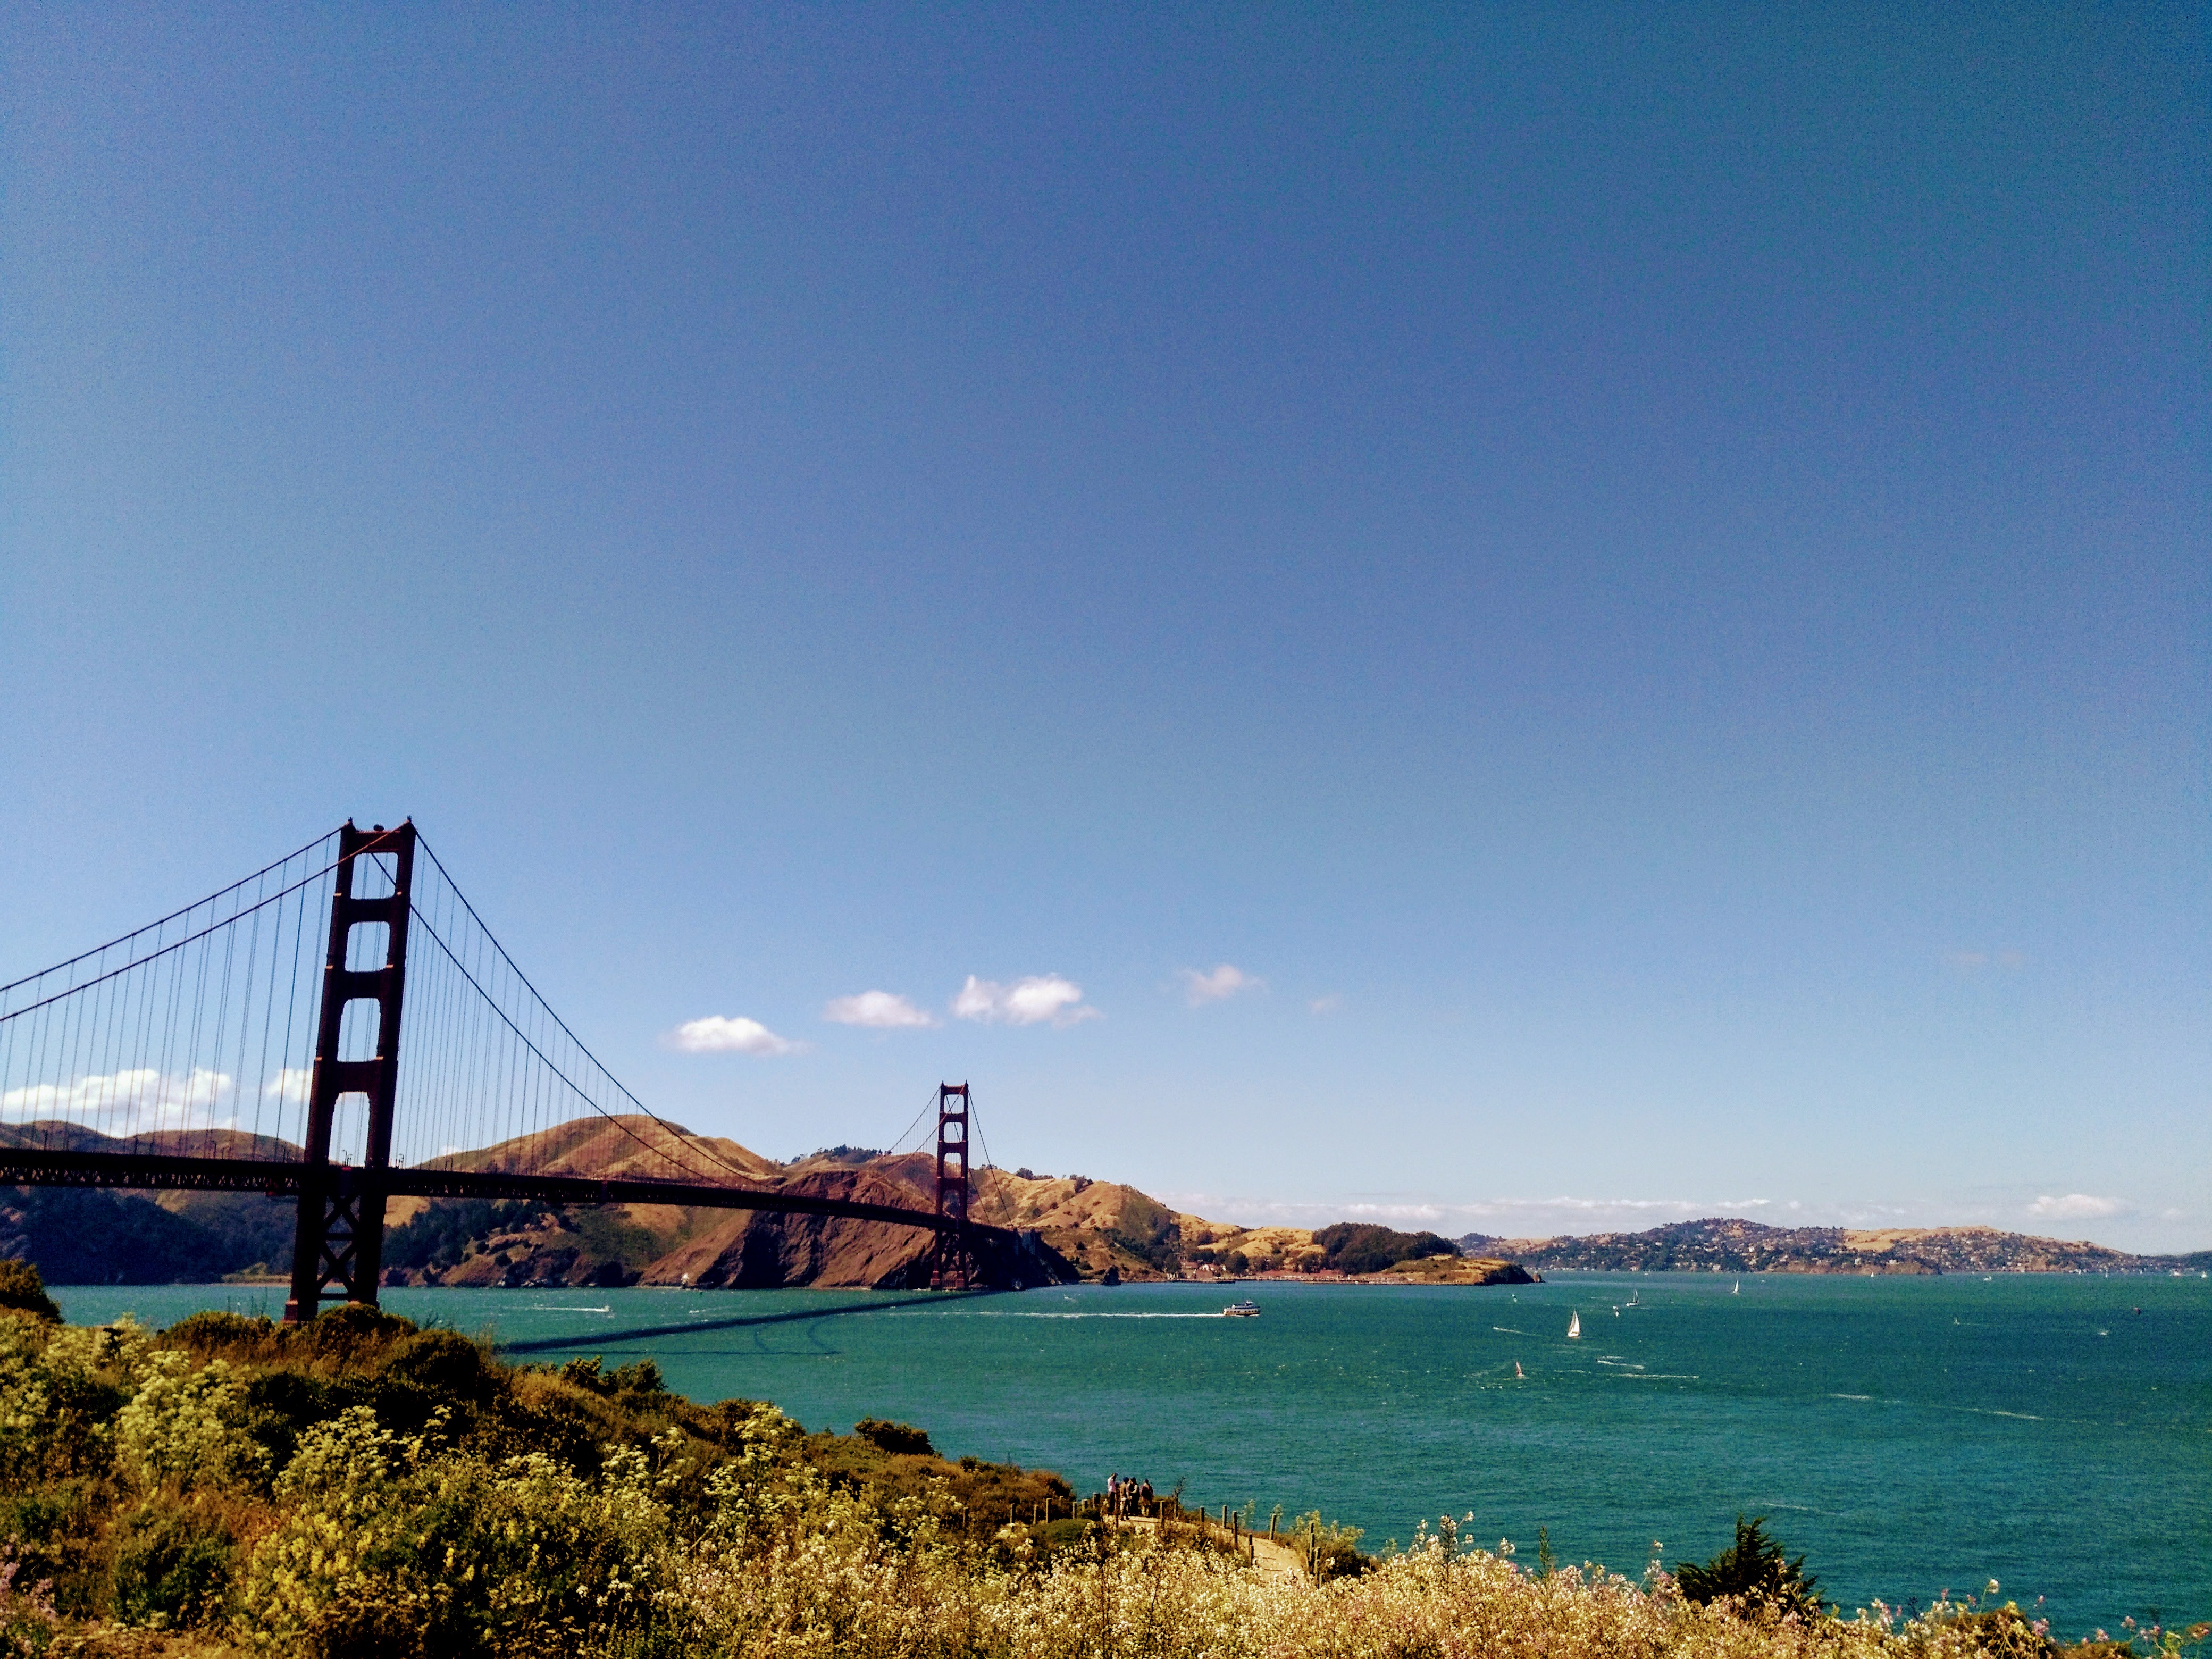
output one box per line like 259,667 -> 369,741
0,820 -> 1024,1317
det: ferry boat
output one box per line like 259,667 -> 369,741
1222,1300 -> 1261,1318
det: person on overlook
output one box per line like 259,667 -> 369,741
1139,1478 -> 1154,1515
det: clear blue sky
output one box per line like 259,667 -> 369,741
3,6 -> 2205,1250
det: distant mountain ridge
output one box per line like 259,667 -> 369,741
1457,1216 -> 2211,1276
8,1119 -> 2199,1286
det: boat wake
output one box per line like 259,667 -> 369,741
960,1311 -> 1237,1320
1829,1393 -> 2044,1422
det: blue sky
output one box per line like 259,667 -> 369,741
3,6 -> 2205,1250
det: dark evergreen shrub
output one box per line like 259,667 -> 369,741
855,1418 -> 936,1455
1674,1515 -> 1821,1616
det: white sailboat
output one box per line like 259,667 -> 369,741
1514,1361 -> 1525,1378
1566,1311 -> 1581,1339
1731,1279 -> 1740,1295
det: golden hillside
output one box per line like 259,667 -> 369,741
374,1116 -> 1533,1290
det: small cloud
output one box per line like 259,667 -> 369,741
1178,964 -> 1264,1007
267,1067 -> 314,1105
1309,994 -> 1342,1016
823,991 -> 937,1029
665,1015 -> 802,1056
1947,951 -> 1989,970
951,974 -> 1099,1027
2027,1193 -> 2126,1221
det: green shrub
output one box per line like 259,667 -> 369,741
1674,1514 -> 1822,1617
556,1354 -> 666,1401
0,1262 -> 60,1323
853,1418 -> 934,1456
0,1480 -> 107,1619
112,1500 -> 236,1628
163,1310 -> 274,1352
382,1330 -> 497,1402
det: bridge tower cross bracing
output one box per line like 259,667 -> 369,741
283,820 -> 414,1324
928,1082 -> 973,1289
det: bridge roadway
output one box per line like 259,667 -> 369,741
0,1147 -> 999,1239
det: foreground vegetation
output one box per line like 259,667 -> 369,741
0,1262 -> 2199,1659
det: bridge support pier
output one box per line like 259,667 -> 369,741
284,822 -> 414,1324
927,1082 -> 974,1289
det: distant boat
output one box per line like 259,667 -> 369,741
1731,1280 -> 1740,1295
1222,1301 -> 1260,1318
1626,1290 -> 1640,1307
1514,1361 -> 1525,1378
1566,1311 -> 1581,1339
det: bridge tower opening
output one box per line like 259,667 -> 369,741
283,820 -> 414,1323
928,1082 -> 973,1289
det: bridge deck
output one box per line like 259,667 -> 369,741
0,1148 -> 995,1238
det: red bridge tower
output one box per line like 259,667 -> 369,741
928,1082 -> 973,1289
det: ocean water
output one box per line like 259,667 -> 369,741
53,1272 -> 2210,1637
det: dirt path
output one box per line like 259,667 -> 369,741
1112,1514 -> 1308,1579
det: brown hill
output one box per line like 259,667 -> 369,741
842,1156 -> 1187,1282
642,1167 -> 941,1289
0,1120 -> 301,1161
387,1118 -> 1077,1291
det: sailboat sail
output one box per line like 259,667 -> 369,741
1566,1311 -> 1581,1339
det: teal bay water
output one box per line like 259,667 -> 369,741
55,1272 -> 2210,1638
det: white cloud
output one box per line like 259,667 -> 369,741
266,1067 -> 314,1105
1309,994 -> 1342,1016
665,1015 -> 802,1056
824,990 -> 937,1029
2027,1193 -> 2126,1221
1178,964 -> 1264,1007
1,1067 -> 234,1127
951,974 -> 1099,1027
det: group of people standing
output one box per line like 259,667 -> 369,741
1104,1472 -> 1155,1518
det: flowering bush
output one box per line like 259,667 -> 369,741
0,1539 -> 59,1657
116,1350 -> 268,1495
